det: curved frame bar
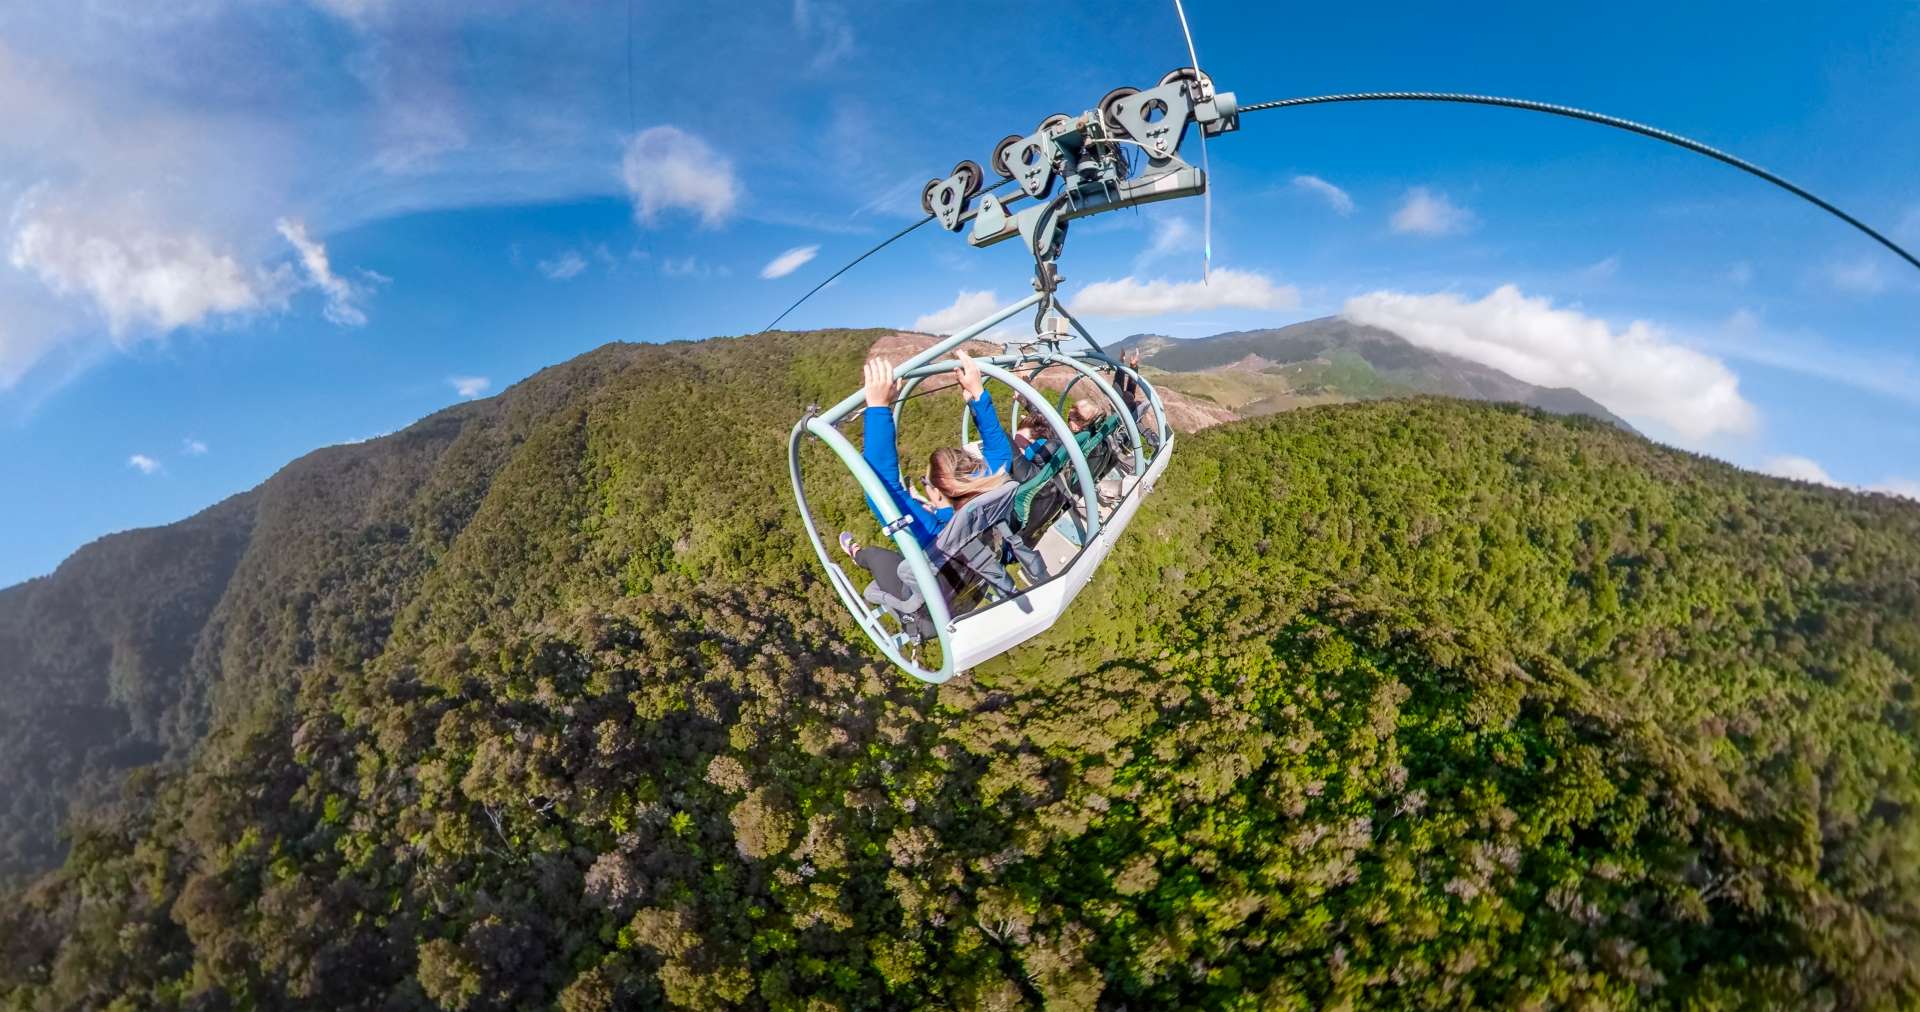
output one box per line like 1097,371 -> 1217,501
901,358 -> 1102,545
964,352 -> 1145,477
790,414 -> 954,678
792,293 -> 1049,683
1002,360 -> 1051,437
1020,351 -> 1146,474
791,292 -> 1173,684
1054,304 -> 1171,448
1086,354 -> 1169,449
1055,372 -> 1084,412
892,372 -> 989,456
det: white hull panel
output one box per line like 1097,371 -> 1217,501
947,445 -> 1172,672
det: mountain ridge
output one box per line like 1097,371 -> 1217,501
1113,316 -> 1636,431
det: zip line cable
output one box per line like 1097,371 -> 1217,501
763,90 -> 1918,335
1171,0 -> 1211,281
1238,91 -> 1920,274
625,0 -> 635,133
760,177 -> 1016,333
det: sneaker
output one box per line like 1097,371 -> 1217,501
838,532 -> 860,560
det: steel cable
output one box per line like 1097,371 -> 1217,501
761,177 -> 1017,333
1238,91 -> 1920,273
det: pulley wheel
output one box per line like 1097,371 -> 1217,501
1158,66 -> 1213,95
950,159 -> 984,198
1038,113 -> 1073,137
991,134 -> 1024,178
1098,86 -> 1140,134
920,177 -> 943,215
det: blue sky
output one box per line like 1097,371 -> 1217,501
2,0 -> 1917,586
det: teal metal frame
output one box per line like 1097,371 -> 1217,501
788,291 -> 1173,683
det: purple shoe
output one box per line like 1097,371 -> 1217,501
838,532 -> 860,560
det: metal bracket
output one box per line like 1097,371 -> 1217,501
936,71 -> 1239,296
929,173 -> 972,231
1107,82 -> 1195,163
1011,129 -> 1061,198
970,193 -> 1012,243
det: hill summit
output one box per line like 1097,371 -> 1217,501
2,327 -> 1917,1010
1117,316 -> 1635,431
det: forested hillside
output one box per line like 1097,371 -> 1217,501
2,327 -> 1917,1010
0,344 -> 643,883
0,493 -> 254,878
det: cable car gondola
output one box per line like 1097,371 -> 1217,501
773,49 -> 1919,683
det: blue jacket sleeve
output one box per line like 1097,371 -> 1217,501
861,406 -> 942,546
968,390 -> 1014,475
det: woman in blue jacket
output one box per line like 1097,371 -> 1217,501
838,348 -> 1017,621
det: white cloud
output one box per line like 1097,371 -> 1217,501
1580,256 -> 1619,280
182,437 -> 208,456
1759,455 -> 1920,501
1134,216 -> 1199,270
792,0 -> 855,70
0,276 -> 94,391
1872,478 -> 1920,500
1291,175 -> 1354,215
307,0 -> 390,25
1898,205 -> 1920,243
1762,455 -> 1836,485
538,250 -> 589,281
914,290 -> 1001,335
276,218 -> 370,326
760,245 -> 819,280
127,453 -> 161,475
448,375 -> 490,398
10,204 -> 267,336
620,126 -> 741,228
0,5 -> 842,402
1342,284 -> 1756,441
660,256 -> 727,280
1391,186 -> 1475,236
1705,309 -> 1920,408
851,172 -> 937,220
1069,268 -> 1300,318
1825,257 -> 1887,294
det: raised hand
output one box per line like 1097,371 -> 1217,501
863,357 -> 898,408
911,480 -> 949,510
954,347 -> 985,401
1124,348 -> 1141,370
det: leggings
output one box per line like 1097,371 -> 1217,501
856,546 -> 913,605
856,545 -> 937,639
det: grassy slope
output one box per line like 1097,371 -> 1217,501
1147,351 -> 1411,420
2,328 -> 1916,1010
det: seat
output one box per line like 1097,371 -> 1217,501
1011,413 -> 1129,546
872,480 -> 1052,634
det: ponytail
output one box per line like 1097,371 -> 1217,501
928,447 -> 1008,507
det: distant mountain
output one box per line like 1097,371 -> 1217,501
1113,317 -> 1636,432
